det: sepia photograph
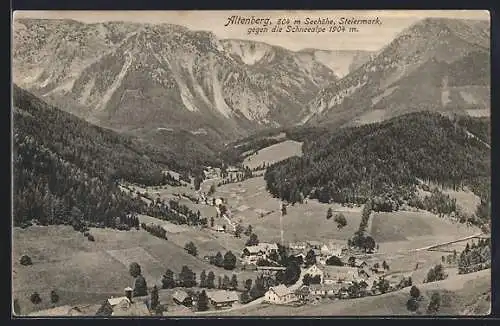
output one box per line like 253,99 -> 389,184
11,10 -> 491,317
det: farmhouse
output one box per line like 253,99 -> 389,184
111,299 -> 151,316
322,266 -> 359,284
354,258 -> 368,268
99,288 -> 151,317
173,290 -> 192,306
304,264 -> 324,281
207,290 -> 239,309
242,243 -> 279,263
295,285 -> 311,301
289,242 -> 307,250
308,283 -> 342,297
320,243 -> 346,257
264,284 -> 297,304
256,266 -> 287,276
369,265 -> 385,275
305,264 -> 359,284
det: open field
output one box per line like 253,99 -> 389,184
217,269 -> 490,316
370,210 -> 478,243
215,176 -> 481,246
415,183 -> 482,217
242,140 -> 303,170
215,177 -> 363,243
137,214 -> 246,257
12,225 -> 259,315
14,176 -> 485,316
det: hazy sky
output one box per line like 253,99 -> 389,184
13,10 -> 489,51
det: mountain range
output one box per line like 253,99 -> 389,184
302,18 -> 490,127
13,17 -> 490,144
13,19 -> 357,141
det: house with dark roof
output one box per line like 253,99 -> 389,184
97,293 -> 151,317
295,285 -> 310,301
242,243 -> 279,264
308,283 -> 342,297
172,290 -> 192,306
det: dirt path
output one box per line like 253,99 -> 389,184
411,233 -> 484,252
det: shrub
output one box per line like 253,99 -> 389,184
129,262 -> 142,278
427,292 -> 441,314
20,255 -> 32,266
30,292 -> 42,304
406,298 -> 419,312
50,290 -> 59,304
410,286 -> 421,299
325,255 -> 344,266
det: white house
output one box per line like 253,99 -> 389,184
320,243 -> 346,257
304,265 -> 325,282
264,284 -> 297,304
289,242 -> 307,251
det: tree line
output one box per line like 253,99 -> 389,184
12,85 -> 207,229
458,239 -> 491,274
264,112 -> 490,226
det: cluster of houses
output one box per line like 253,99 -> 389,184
172,289 -> 240,311
240,240 -> 350,266
289,240 -> 349,264
263,260 -> 407,305
241,242 -> 279,265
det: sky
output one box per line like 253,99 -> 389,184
13,10 -> 489,51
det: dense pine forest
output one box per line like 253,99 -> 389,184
12,85 -> 192,227
264,112 -> 490,224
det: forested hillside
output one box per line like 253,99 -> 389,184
221,126 -> 330,166
264,112 -> 490,223
12,85 -> 188,227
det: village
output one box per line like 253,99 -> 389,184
23,165 -> 490,317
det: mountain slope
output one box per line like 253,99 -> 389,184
298,48 -> 374,78
12,84 -> 193,227
303,18 -> 490,126
13,19 -> 338,140
264,112 -> 490,221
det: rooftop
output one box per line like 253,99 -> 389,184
268,284 -> 294,297
207,290 -> 239,303
172,290 -> 190,303
107,296 -> 130,306
309,283 -> 342,292
112,301 -> 151,316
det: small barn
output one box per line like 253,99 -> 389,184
172,290 -> 192,307
207,290 -> 239,309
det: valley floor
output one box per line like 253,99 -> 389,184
13,175 -> 486,316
